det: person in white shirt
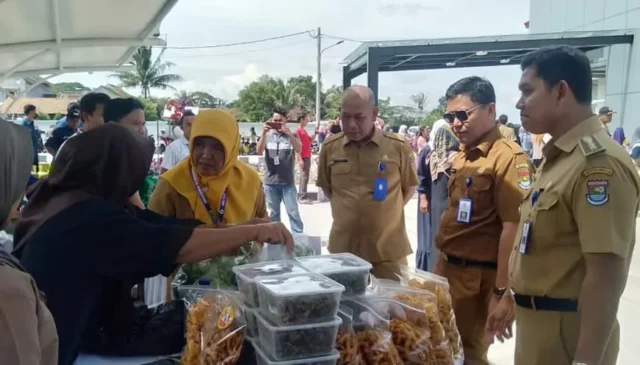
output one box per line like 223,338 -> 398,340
161,110 -> 195,173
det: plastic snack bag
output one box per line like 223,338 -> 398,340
369,298 -> 438,365
399,267 -> 463,364
336,305 -> 364,365
178,287 -> 246,365
341,298 -> 404,365
373,280 -> 455,365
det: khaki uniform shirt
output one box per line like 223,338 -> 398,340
435,127 -> 533,262
316,129 -> 418,263
499,124 -> 518,143
510,116 -> 640,298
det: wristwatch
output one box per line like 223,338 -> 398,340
493,287 -> 507,297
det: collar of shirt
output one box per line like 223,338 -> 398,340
342,127 -> 383,146
543,116 -> 603,160
459,126 -> 502,156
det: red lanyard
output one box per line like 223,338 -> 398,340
190,168 -> 227,226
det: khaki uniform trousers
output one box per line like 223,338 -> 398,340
514,306 -> 619,365
435,256 -> 496,365
371,257 -> 408,281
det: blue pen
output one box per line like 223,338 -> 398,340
532,191 -> 539,206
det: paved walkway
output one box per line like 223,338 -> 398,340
277,186 -> 639,365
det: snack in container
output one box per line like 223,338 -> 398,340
256,272 -> 345,325
297,253 -> 372,296
252,339 -> 340,365
232,260 -> 310,308
243,305 -> 259,339
178,286 -> 246,365
335,305 -> 363,365
373,281 -> 454,365
260,233 -> 317,261
341,298 -> 404,365
369,298 -> 438,365
399,267 -> 463,363
256,311 -> 342,361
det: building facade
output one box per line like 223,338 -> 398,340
529,0 -> 640,134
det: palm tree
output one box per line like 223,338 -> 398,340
410,92 -> 429,112
112,47 -> 183,98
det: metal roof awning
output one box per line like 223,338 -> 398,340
342,29 -> 634,81
0,0 -> 178,83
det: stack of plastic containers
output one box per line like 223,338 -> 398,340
232,260 -> 310,340
297,253 -> 372,297
253,272 -> 345,364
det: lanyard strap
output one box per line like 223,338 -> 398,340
190,168 -> 227,226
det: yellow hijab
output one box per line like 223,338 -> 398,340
162,109 -> 261,225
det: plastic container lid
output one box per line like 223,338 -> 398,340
252,339 -> 340,365
298,253 -> 372,274
232,260 -> 309,281
257,272 -> 345,297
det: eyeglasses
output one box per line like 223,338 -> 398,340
443,104 -> 484,124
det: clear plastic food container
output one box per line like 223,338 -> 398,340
256,272 -> 345,325
298,253 -> 372,296
252,339 -> 340,365
244,305 -> 259,339
232,260 -> 309,308
256,312 -> 342,361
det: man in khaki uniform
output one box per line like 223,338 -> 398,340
317,86 -> 418,280
497,114 -> 517,143
487,46 -> 639,365
434,76 -> 533,365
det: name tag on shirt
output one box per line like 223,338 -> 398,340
519,220 -> 532,254
273,157 -> 280,165
373,177 -> 388,201
456,198 -> 472,223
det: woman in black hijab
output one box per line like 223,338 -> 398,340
14,123 -> 293,365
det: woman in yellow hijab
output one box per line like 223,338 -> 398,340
149,109 -> 267,224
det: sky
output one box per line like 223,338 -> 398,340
51,0 -> 531,120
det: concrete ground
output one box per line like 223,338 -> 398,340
277,186 -> 640,365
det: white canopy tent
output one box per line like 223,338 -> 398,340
0,0 -> 178,99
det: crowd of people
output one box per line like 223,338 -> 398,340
0,44 -> 638,365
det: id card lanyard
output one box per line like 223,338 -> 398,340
373,161 -> 388,201
456,177 -> 473,223
190,168 -> 227,226
273,134 -> 281,166
519,190 -> 538,254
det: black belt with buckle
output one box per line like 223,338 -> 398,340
443,253 -> 498,270
514,293 -> 578,312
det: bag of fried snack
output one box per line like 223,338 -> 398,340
367,297 -> 438,365
336,304 -> 364,365
178,287 -> 246,365
373,281 -> 455,365
398,267 -> 463,364
341,298 -> 404,365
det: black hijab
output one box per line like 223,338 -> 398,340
14,123 -> 154,253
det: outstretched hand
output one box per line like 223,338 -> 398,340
253,222 -> 294,253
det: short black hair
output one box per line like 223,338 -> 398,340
329,124 -> 342,134
24,104 -> 36,115
498,114 -> 508,124
80,92 -> 111,115
104,98 -> 144,123
297,113 -> 310,123
272,108 -> 288,118
445,76 -> 496,105
520,45 -> 592,105
179,110 -> 195,126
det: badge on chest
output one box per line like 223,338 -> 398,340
373,161 -> 388,201
456,177 -> 473,223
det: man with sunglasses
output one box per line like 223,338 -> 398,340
316,85 -> 418,280
485,46 -> 639,365
433,76 -> 533,365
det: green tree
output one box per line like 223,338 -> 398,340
323,85 -> 343,120
190,91 -> 228,108
52,82 -> 90,95
410,92 -> 428,112
137,98 -> 159,121
111,47 -> 183,98
421,96 -> 447,127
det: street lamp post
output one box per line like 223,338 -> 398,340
315,27 -> 343,125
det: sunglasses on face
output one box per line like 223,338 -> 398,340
443,104 -> 484,124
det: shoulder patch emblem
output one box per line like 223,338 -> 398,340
582,167 -> 613,177
586,179 -> 609,206
578,136 -> 606,157
517,166 -> 532,190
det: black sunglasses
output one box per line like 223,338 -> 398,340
443,104 -> 484,124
